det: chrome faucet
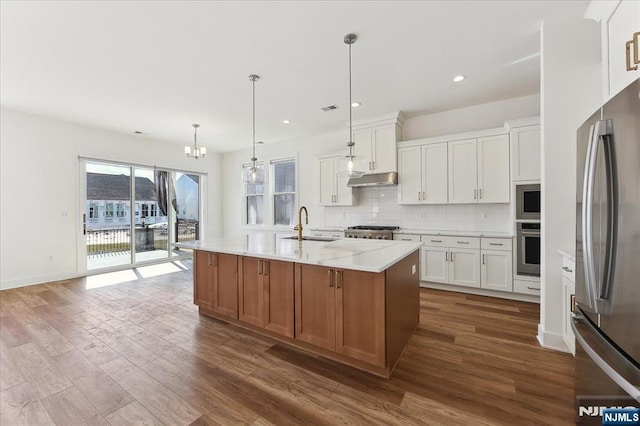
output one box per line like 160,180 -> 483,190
293,206 -> 308,241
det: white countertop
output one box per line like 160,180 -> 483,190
178,232 -> 421,273
394,228 -> 513,238
558,248 -> 576,262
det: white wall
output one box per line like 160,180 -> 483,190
539,14 -> 601,350
221,95 -> 540,237
0,108 -> 222,289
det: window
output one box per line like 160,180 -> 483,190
89,203 -> 99,219
105,202 -> 114,218
141,204 -> 149,218
116,203 -> 126,218
272,159 -> 296,226
150,204 -> 157,217
244,163 -> 264,225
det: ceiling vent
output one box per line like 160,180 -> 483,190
321,104 -> 339,111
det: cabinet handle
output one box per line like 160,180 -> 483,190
328,269 -> 333,287
457,241 -> 469,244
211,253 -> 217,267
450,252 -> 454,262
489,243 -> 503,246
258,260 -> 263,275
479,188 -> 482,199
527,286 -> 540,291
562,266 -> 573,273
431,239 -> 442,243
482,254 -> 485,265
418,191 -> 421,201
445,251 -> 448,262
263,261 -> 269,276
473,189 -> 477,200
422,191 -> 425,200
570,294 -> 576,314
627,39 -> 639,71
634,31 -> 640,65
336,270 -> 342,289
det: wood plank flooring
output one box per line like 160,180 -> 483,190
0,263 -> 575,425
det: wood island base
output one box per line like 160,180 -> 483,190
193,250 -> 420,378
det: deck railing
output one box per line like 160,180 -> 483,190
87,222 -> 198,255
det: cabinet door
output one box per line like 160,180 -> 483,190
319,158 -> 336,206
397,146 -> 422,205
335,269 -> 385,367
480,249 -> 513,292
294,264 -> 335,351
194,250 -> 215,310
477,134 -> 510,203
606,0 -> 640,98
448,249 -> 480,288
352,128 -> 374,171
510,126 -> 540,181
420,246 -> 448,283
212,253 -> 239,319
423,143 -> 448,204
264,260 -> 294,338
334,168 -> 353,206
448,139 -> 478,204
372,124 -> 397,172
238,257 -> 264,327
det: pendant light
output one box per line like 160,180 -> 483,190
184,123 -> 206,159
244,74 -> 264,184
337,33 -> 367,178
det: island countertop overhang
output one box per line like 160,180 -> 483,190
177,232 -> 421,273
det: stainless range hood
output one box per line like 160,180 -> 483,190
347,172 -> 398,187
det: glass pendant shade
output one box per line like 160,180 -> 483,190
185,124 -> 205,159
243,161 -> 264,184
337,151 -> 367,178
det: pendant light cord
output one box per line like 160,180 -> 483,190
252,77 -> 256,162
348,40 -> 353,158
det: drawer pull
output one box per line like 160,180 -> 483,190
401,238 -> 413,241
562,266 -> 573,273
457,241 -> 469,244
527,286 -> 540,291
489,243 -> 503,246
430,239 -> 442,243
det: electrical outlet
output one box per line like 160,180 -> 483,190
411,264 -> 416,275
481,212 -> 487,220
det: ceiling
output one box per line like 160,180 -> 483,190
0,1 -> 588,153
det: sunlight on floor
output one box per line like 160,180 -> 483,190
85,261 -> 189,290
86,270 -> 139,289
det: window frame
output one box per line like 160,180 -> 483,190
271,157 -> 297,227
242,162 -> 265,227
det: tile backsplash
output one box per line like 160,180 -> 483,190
323,186 -> 511,233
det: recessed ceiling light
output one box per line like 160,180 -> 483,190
453,75 -> 466,82
282,119 -> 291,124
351,102 -> 361,107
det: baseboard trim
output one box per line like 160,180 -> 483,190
420,282 -> 540,303
1,271 -> 82,291
537,324 -> 571,353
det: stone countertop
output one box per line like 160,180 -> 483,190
394,229 -> 513,238
177,232 -> 421,273
558,248 -> 576,262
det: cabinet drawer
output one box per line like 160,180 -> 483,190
420,235 -> 451,247
449,237 -> 480,249
481,238 -> 512,251
513,279 -> 540,295
311,231 -> 344,239
393,233 -> 421,242
562,257 -> 575,283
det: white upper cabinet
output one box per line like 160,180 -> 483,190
448,139 -> 478,204
477,134 -> 510,203
319,157 -> 353,206
353,123 -> 400,173
510,125 -> 541,182
605,0 -> 640,99
398,143 -> 447,205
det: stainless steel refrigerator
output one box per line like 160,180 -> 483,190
574,78 -> 640,425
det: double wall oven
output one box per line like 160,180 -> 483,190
515,184 -> 541,277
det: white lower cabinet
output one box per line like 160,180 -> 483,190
480,238 -> 513,292
448,249 -> 480,288
420,236 -> 480,288
420,246 -> 448,283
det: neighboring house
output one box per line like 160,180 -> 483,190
86,173 -> 166,228
175,174 -> 199,222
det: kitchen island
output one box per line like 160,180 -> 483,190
178,233 -> 421,378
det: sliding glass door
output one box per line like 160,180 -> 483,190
83,160 -> 201,273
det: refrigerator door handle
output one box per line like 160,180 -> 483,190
572,310 -> 640,402
582,124 -> 599,311
597,120 -> 618,302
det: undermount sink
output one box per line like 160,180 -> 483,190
282,236 -> 337,242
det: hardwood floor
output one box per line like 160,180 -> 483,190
0,264 -> 575,425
